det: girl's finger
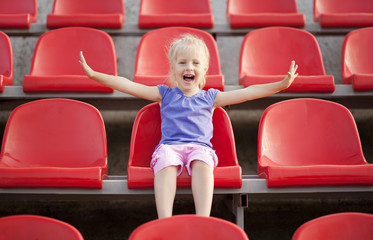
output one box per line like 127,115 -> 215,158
294,64 -> 298,73
79,51 -> 86,63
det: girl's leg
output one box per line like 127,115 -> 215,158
154,166 -> 178,219
191,160 -> 214,217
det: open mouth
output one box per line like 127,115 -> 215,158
183,74 -> 195,82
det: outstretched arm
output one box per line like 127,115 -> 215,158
214,61 -> 298,107
79,51 -> 162,103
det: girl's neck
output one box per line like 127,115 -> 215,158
177,86 -> 200,97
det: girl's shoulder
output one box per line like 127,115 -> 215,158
157,85 -> 173,97
204,88 -> 220,101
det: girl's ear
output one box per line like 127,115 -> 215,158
204,63 -> 209,74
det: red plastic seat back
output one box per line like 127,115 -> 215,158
128,103 -> 161,168
52,0 -> 124,14
29,27 -> 116,76
128,103 -> 238,168
0,215 -> 84,240
134,27 -> 223,90
129,215 -> 249,240
0,99 -> 107,169
258,98 -> 366,167
138,0 -> 213,28
228,0 -> 299,14
0,32 -> 13,85
227,0 -> 305,28
47,0 -> 124,28
240,27 -> 326,78
314,0 -> 373,21
0,0 -> 37,22
292,212 -> 373,240
342,27 -> 373,84
140,0 -> 211,14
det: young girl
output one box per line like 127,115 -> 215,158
79,35 -> 298,219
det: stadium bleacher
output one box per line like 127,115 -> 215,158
1,0 -> 373,239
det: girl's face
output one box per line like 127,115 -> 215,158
171,45 -> 208,96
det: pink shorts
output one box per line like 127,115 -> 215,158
150,144 -> 218,176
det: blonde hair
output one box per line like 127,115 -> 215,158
168,34 -> 210,89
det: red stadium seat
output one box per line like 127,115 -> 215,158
314,0 -> 373,27
134,27 -> 224,91
342,27 -> 373,91
23,27 -> 116,93
0,32 -> 13,93
239,27 -> 334,92
227,0 -> 305,28
129,215 -> 249,240
292,212 -> 373,240
0,99 -> 108,188
47,0 -> 125,28
258,98 -> 373,187
138,0 -> 214,28
0,0 -> 37,28
0,215 -> 84,240
127,103 -> 242,189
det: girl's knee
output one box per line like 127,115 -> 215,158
155,165 -> 178,178
191,160 -> 213,171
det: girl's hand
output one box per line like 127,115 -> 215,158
283,60 -> 299,88
79,51 -> 95,78
214,60 -> 299,107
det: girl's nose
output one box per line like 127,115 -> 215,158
186,62 -> 193,70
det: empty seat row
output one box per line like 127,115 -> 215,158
1,26 -> 373,93
131,213 -> 373,240
1,97 -> 373,189
0,0 -> 123,29
1,212 -> 373,239
1,0 -> 373,29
